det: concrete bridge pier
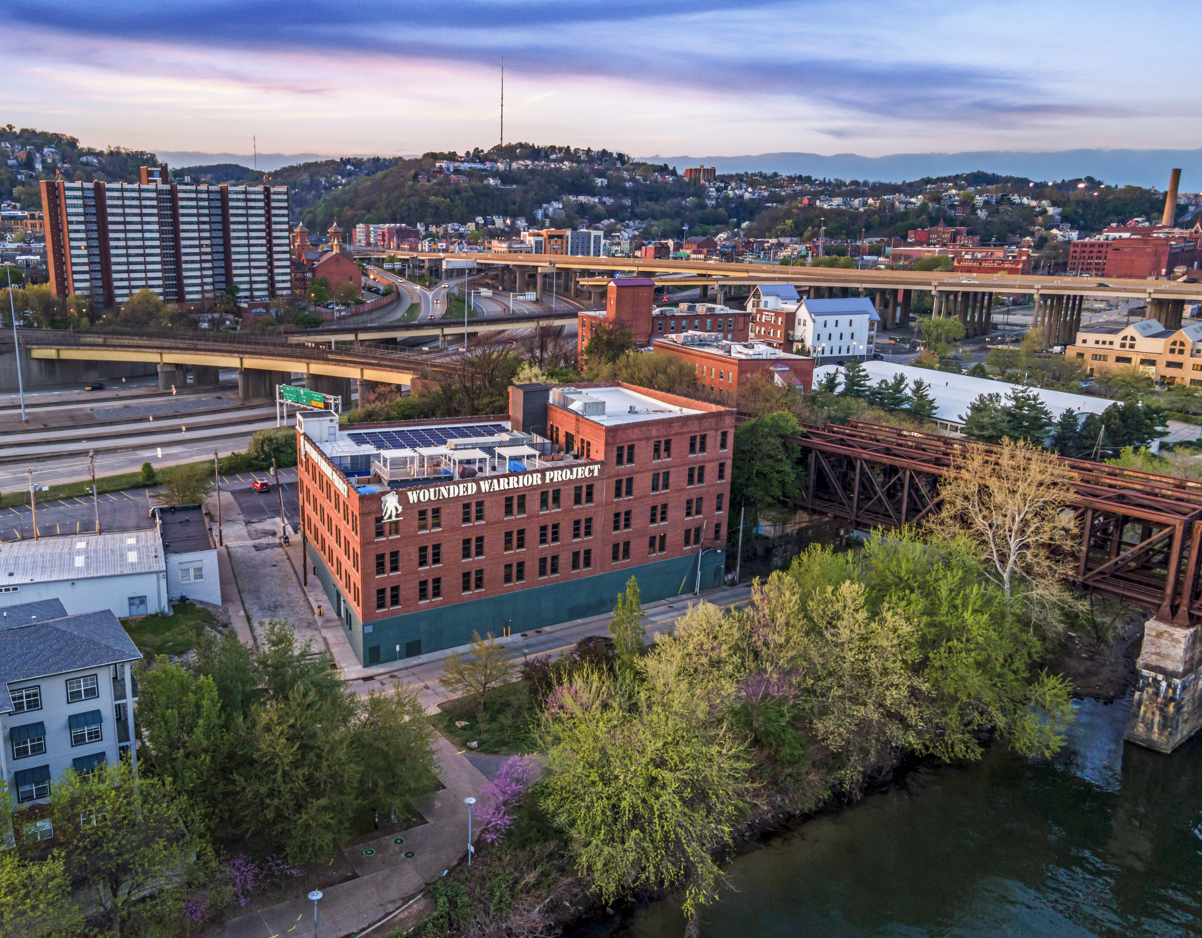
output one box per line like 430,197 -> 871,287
191,365 -> 220,387
238,368 -> 292,402
158,363 -> 186,390
899,290 -> 912,329
1125,618 -> 1202,753
308,373 -> 354,406
932,290 -> 944,319
1152,299 -> 1186,330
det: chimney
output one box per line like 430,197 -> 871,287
1162,168 -> 1182,227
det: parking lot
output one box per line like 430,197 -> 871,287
0,468 -> 300,541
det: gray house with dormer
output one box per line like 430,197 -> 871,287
0,599 -> 141,810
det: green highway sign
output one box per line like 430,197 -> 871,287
280,384 -> 327,408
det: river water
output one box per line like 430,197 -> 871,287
618,697 -> 1202,938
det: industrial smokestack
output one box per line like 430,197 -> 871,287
1162,168 -> 1181,227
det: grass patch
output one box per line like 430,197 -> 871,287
400,302 -> 420,322
123,602 -> 219,658
445,294 -> 476,320
432,680 -> 539,755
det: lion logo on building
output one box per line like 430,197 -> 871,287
381,490 -> 403,522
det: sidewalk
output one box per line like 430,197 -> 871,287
209,735 -> 488,938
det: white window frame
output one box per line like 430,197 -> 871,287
66,674 -> 99,703
12,734 -> 46,760
11,686 -> 40,713
23,819 -> 53,843
17,778 -> 49,803
71,723 -> 102,747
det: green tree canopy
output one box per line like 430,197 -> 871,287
730,412 -> 801,510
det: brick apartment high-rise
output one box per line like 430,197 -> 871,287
41,164 -> 291,309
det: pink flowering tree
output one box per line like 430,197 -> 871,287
476,755 -> 539,844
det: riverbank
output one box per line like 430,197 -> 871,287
416,602 -> 1158,938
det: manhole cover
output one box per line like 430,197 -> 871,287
534,629 -> 544,634
404,851 -> 415,859
363,848 -> 375,857
393,837 -> 404,845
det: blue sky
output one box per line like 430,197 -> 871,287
3,0 -> 1197,160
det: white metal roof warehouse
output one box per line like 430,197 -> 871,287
814,362 -> 1118,430
0,531 -> 167,619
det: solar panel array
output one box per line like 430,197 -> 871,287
346,423 -> 510,452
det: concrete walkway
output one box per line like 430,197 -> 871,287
208,735 -> 488,938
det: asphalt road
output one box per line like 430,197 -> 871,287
350,584 -> 754,710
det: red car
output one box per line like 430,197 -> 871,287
252,479 -> 271,493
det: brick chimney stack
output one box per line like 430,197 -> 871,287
1162,168 -> 1181,227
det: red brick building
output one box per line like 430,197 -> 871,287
907,220 -> 979,247
654,332 -> 814,404
684,166 -> 717,184
296,383 -> 733,665
578,278 -> 657,361
1067,225 -> 1202,279
953,249 -> 1032,275
652,304 -> 751,342
310,221 -> 362,297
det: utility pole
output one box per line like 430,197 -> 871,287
89,450 -> 100,535
735,502 -> 745,584
213,451 -> 223,546
272,457 -> 286,539
6,265 -> 26,422
27,468 -> 36,540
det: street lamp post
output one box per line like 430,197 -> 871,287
694,546 -> 721,595
464,797 -> 477,866
307,891 -> 322,937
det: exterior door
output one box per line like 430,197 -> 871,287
128,596 -> 148,616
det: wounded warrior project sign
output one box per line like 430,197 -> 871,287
401,464 -> 601,504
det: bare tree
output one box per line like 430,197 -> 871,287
927,439 -> 1080,628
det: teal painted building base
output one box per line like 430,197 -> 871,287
306,542 -> 725,666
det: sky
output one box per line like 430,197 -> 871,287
3,0 -> 1200,162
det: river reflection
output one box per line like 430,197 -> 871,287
617,697 -> 1202,938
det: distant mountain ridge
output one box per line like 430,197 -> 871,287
640,149 -> 1202,189
157,151 -> 334,172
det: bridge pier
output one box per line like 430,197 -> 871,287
308,373 -> 354,406
1125,618 -> 1202,753
1151,298 -> 1185,330
158,363 -> 186,390
899,290 -> 912,329
191,365 -> 220,387
932,289 -> 944,319
238,368 -> 292,402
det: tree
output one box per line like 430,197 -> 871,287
308,276 -> 329,306
927,439 -> 1079,611
907,378 -> 938,420
1050,409 -> 1081,457
117,288 -> 166,326
1097,400 -> 1168,454
246,427 -> 297,468
961,392 -> 1009,442
351,684 -> 439,821
838,359 -> 870,398
867,373 -> 908,410
139,461 -> 157,486
967,362 -> 988,378
918,316 -> 966,356
856,533 -> 1074,761
1093,366 -> 1153,401
540,672 -> 750,930
135,660 -> 226,833
50,760 -> 193,938
0,790 -> 75,937
609,576 -> 645,665
154,462 -> 213,506
438,632 -> 515,716
589,351 -> 696,397
730,412 -> 801,510
333,280 -> 360,305
1005,386 -> 1054,443
233,685 -> 362,864
582,322 -> 635,367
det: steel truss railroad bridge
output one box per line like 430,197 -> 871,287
792,421 -> 1202,626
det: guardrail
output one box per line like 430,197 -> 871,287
7,328 -> 446,375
